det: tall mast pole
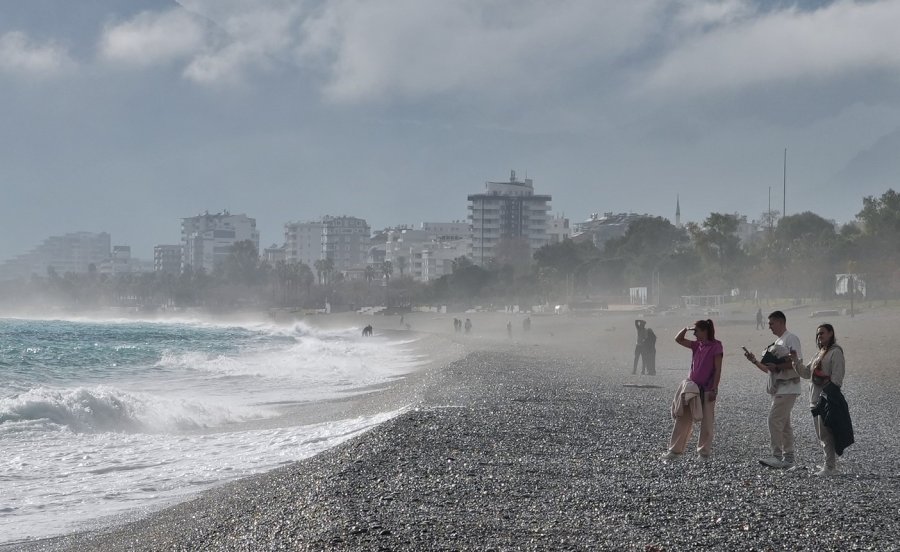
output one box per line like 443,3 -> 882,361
783,148 -> 787,218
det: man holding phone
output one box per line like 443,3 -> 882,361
743,310 -> 803,468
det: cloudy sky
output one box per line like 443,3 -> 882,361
2,0 -> 899,260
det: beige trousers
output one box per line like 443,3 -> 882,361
668,394 -> 716,456
769,394 -> 798,462
815,415 -> 837,469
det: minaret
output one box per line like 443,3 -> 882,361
675,195 -> 682,228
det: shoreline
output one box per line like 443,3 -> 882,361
8,309 -> 900,550
0,317 -> 464,549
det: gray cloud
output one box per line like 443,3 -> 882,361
0,31 -> 75,77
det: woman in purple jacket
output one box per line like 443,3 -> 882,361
662,319 -> 724,461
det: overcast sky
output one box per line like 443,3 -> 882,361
2,0 -> 899,260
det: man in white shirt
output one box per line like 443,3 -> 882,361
743,310 -> 803,468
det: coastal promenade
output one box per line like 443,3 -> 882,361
11,308 -> 900,551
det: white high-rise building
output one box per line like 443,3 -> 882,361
181,211 -> 259,273
284,220 -> 324,268
323,215 -> 370,274
284,216 -> 370,274
468,170 -> 551,266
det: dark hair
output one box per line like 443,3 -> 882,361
768,310 -> 786,322
817,323 -> 836,348
694,319 -> 715,340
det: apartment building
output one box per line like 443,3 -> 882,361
0,231 -> 111,281
181,211 -> 259,273
468,170 -> 551,266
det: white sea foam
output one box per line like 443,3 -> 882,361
0,317 -> 429,546
0,408 -> 406,544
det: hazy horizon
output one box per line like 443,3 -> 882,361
3,0 -> 900,261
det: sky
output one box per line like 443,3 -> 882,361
2,0 -> 900,261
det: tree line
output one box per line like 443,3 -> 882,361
1,189 -> 898,313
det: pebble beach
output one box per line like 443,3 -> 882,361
8,306 -> 900,551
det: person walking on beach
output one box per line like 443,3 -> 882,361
756,308 -> 764,330
507,320 -> 512,338
790,323 -> 847,476
464,318 -> 472,334
662,319 -> 723,461
743,310 -> 803,469
632,319 -> 648,375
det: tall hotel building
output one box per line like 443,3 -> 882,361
181,211 -> 259,273
468,171 -> 552,266
284,216 -> 370,273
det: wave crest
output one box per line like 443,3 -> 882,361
0,387 -> 253,434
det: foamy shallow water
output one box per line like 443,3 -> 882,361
0,317 -> 421,544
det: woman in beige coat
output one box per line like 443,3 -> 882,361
791,323 -> 845,476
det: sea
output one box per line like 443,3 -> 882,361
0,316 -> 422,545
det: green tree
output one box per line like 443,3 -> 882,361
686,213 -> 747,292
223,240 -> 260,285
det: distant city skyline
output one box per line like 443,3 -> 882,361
3,1 -> 899,261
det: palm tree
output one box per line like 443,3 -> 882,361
364,265 -> 376,285
313,259 -> 326,285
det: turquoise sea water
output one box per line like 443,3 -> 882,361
0,317 -> 418,544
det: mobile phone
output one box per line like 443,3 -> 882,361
741,346 -> 750,354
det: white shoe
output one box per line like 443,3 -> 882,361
814,467 -> 836,476
759,456 -> 786,468
660,451 -> 680,461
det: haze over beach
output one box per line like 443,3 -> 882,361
3,1 -> 900,550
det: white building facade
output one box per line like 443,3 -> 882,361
284,220 -> 324,268
154,245 -> 183,275
181,211 -> 259,274
547,214 -> 570,244
0,231 -> 111,281
468,171 -> 551,266
323,216 -> 370,274
285,216 -> 370,275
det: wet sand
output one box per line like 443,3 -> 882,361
9,304 -> 900,550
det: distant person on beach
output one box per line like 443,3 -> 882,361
632,320 -> 648,375
464,318 -> 472,334
743,310 -> 802,469
662,319 -> 723,461
523,316 -> 531,332
643,327 -> 657,376
756,308 -> 764,330
790,323 -> 850,476
507,320 -> 512,338
400,315 -> 404,325
361,325 -> 373,337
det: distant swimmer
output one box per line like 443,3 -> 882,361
362,325 -> 373,337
